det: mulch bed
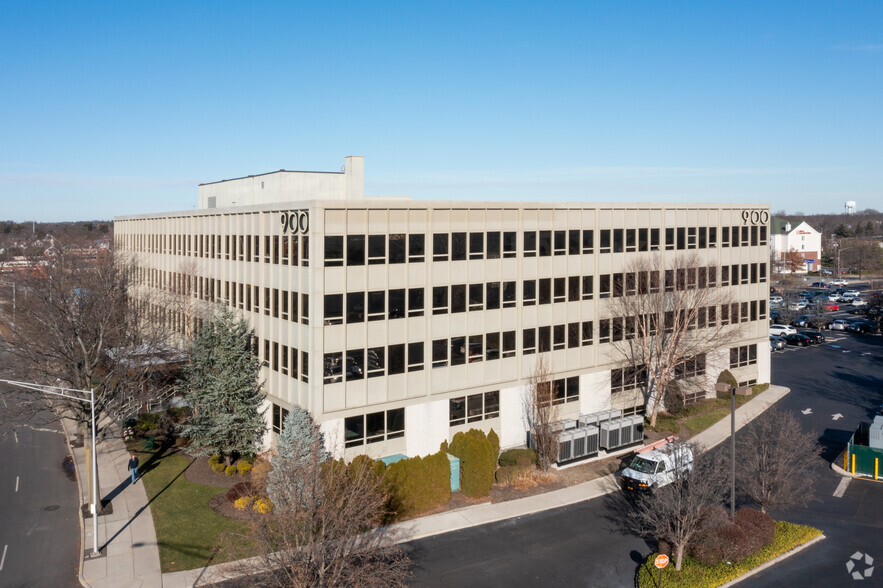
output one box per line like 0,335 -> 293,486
208,493 -> 256,522
184,455 -> 246,489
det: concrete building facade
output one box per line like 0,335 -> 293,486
770,218 -> 822,273
115,156 -> 771,460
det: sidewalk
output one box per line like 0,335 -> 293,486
162,384 -> 791,586
63,414 -> 162,588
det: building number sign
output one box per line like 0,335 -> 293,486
741,209 -> 769,225
281,210 -> 309,235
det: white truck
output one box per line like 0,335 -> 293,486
620,439 -> 693,494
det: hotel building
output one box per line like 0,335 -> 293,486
115,156 -> 771,460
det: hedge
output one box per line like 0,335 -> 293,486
499,448 -> 538,468
447,429 -> 496,498
384,452 -> 451,520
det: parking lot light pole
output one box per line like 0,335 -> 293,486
731,385 -> 736,518
0,379 -> 100,556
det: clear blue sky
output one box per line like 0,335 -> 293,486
1,1 -> 881,221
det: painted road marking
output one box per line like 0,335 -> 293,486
832,413 -> 844,421
802,408 -> 813,415
13,431 -> 17,444
14,476 -> 18,493
833,476 -> 851,498
0,544 -> 6,571
842,350 -> 851,353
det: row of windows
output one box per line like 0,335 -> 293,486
345,408 -> 405,448
129,233 -> 311,266
450,391 -> 500,426
730,345 -> 758,368
611,365 -> 648,394
323,343 -> 421,384
264,340 -> 309,383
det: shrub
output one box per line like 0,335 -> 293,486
734,508 -> 775,548
253,498 -> 273,514
495,464 -> 531,485
663,383 -> 685,415
719,523 -> 754,562
135,412 -> 162,432
165,406 -> 192,423
385,452 -> 451,520
717,369 -> 738,394
487,429 -> 500,461
225,465 -> 237,476
448,429 -> 496,498
751,382 -> 770,395
233,496 -> 253,511
226,481 -> 254,503
211,461 -> 226,473
499,448 -> 538,468
208,454 -> 222,466
237,460 -> 253,475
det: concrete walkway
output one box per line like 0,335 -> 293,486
162,384 -> 791,586
63,415 -> 162,588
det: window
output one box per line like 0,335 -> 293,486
523,280 -> 536,306
452,232 -> 467,260
486,282 -> 500,310
388,344 -> 405,375
554,230 -> 566,255
368,235 -> 386,264
408,288 -> 424,317
503,231 -> 517,258
665,228 -> 675,251
408,234 -> 425,263
347,292 -> 364,323
613,229 -> 624,253
324,352 -> 342,384
599,274 -> 611,298
583,230 -> 594,254
721,226 -> 730,248
347,235 -> 365,266
503,281 -> 516,308
324,294 -> 343,325
554,277 -> 566,303
553,324 -> 565,350
451,337 -> 466,365
469,232 -> 484,260
347,349 -> 364,381
408,342 -> 424,372
301,294 -> 309,325
568,276 -> 580,302
599,319 -> 610,343
568,322 -> 579,348
539,230 -> 552,256
729,345 -> 757,368
581,321 -> 593,346
368,291 -> 385,321
674,354 -> 706,379
502,330 -> 516,358
539,278 -> 551,305
432,339 -> 448,368
301,236 -> 309,266
569,230 -> 580,255
611,365 -> 647,393
469,283 -> 483,311
600,229 -> 611,253
524,231 -> 537,257
486,332 -> 500,360
389,234 -> 406,264
450,391 -> 499,426
272,404 -> 290,434
433,233 -> 448,261
432,286 -> 448,315
582,276 -> 593,300
451,284 -> 466,313
650,228 -> 660,251
468,334 -> 483,362
677,227 -> 686,250
324,236 -> 343,267
759,225 -> 768,245
487,232 -> 500,259
368,347 -> 384,378
388,289 -> 405,319
523,328 -> 536,355
344,409 -> 405,448
638,228 -> 649,251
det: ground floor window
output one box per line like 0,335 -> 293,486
344,408 -> 405,448
272,403 -> 289,434
449,391 -> 500,426
729,345 -> 757,368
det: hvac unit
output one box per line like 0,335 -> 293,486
600,420 -> 622,450
870,416 -> 883,450
617,417 -> 633,446
578,413 -> 599,428
584,425 -> 600,457
552,419 -> 578,434
570,427 -> 588,459
557,429 -> 575,462
627,415 -> 645,446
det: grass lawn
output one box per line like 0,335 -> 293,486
130,442 -> 253,573
637,521 -> 822,587
647,386 -> 766,438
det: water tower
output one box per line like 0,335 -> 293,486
845,201 -> 856,214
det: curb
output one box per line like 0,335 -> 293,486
719,533 -> 826,587
57,412 -> 90,588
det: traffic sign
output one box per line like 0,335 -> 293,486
655,554 -> 670,569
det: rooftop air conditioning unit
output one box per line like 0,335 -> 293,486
600,419 -> 622,450
557,429 -> 575,462
584,424 -> 600,457
870,417 -> 883,450
570,427 -> 588,459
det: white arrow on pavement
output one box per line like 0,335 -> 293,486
832,413 -> 843,421
802,408 -> 813,415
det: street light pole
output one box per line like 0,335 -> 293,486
0,379 -> 100,556
731,386 -> 736,518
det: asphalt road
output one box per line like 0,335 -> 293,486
405,329 -> 883,587
0,387 -> 80,588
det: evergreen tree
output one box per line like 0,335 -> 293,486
178,307 -> 265,464
267,406 -> 327,510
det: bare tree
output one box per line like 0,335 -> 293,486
784,248 -> 806,274
736,408 -> 821,513
238,449 -> 410,587
840,239 -> 883,278
623,443 -> 728,571
0,251 -> 170,427
604,254 -> 741,427
526,354 -> 559,471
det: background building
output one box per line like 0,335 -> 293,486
115,156 -> 771,460
770,217 -> 822,273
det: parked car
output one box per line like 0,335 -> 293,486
770,295 -> 784,305
847,321 -> 878,334
770,335 -> 787,351
822,302 -> 840,312
850,298 -> 868,307
620,442 -> 693,494
831,279 -> 849,286
791,315 -> 815,328
784,333 -> 814,347
843,290 -> 861,298
788,301 -> 808,311
828,319 -> 851,331
770,324 -> 797,336
800,330 -> 826,344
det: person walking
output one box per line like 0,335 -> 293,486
128,454 -> 139,484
